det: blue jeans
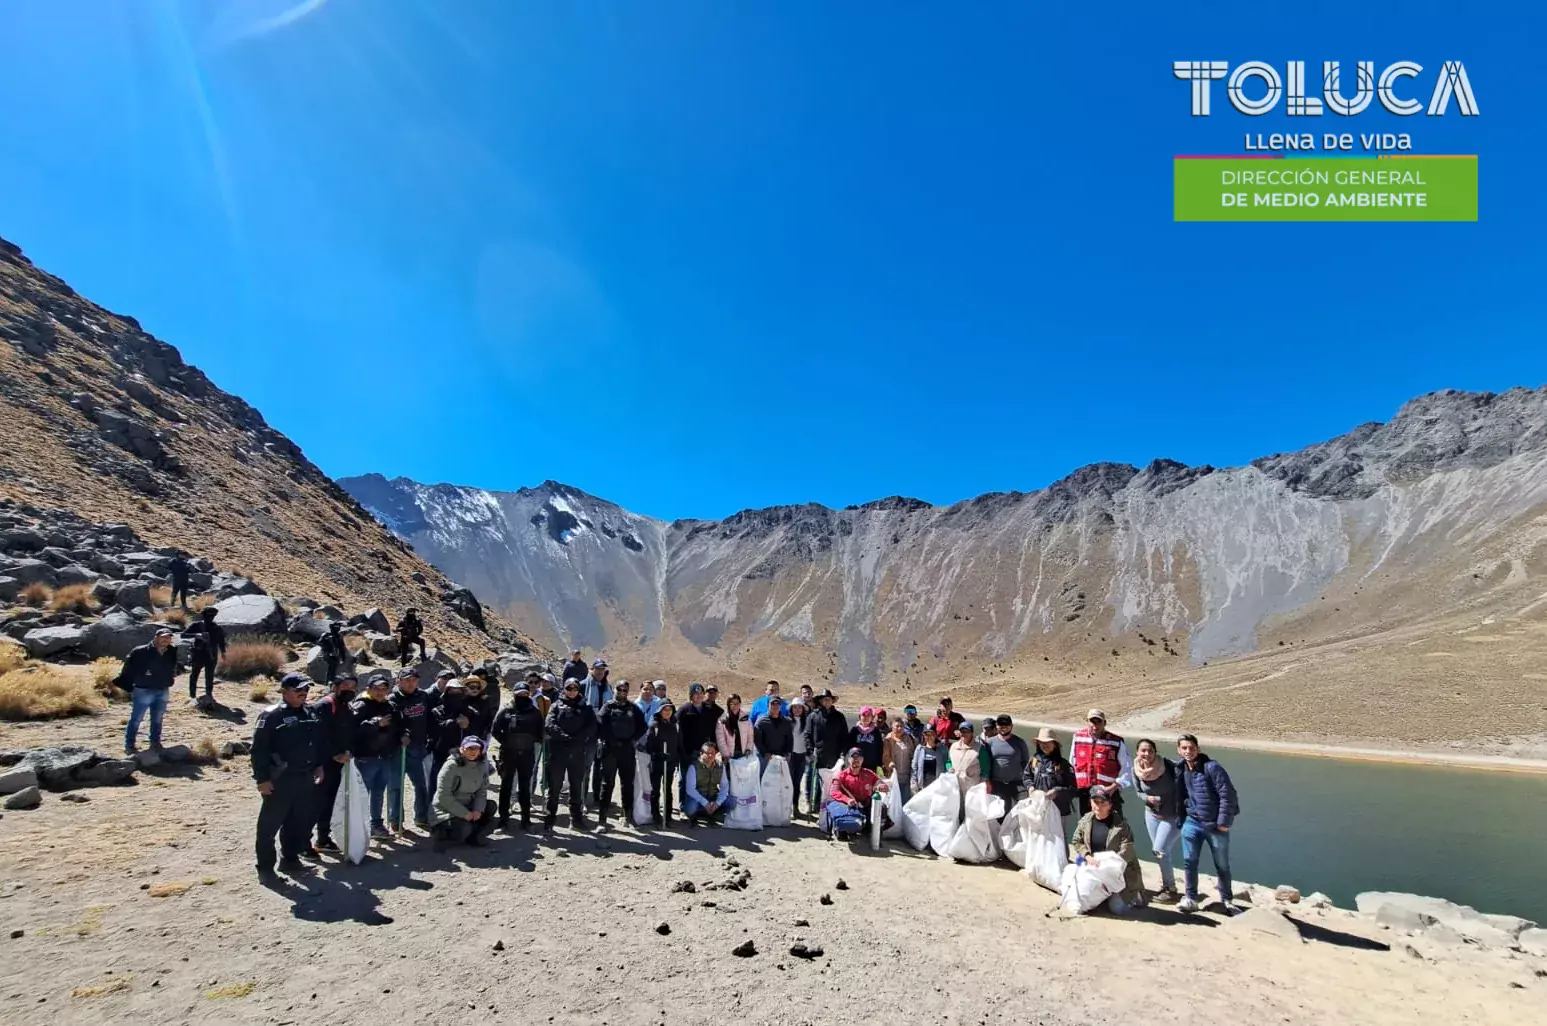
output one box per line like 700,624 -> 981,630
1145,811 -> 1183,892
402,746 -> 431,824
1181,817 -> 1232,903
125,688 -> 169,751
355,756 -> 396,830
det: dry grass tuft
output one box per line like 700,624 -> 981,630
0,643 -> 25,674
19,581 -> 51,607
219,639 -> 286,680
159,606 -> 190,627
90,657 -> 126,699
71,977 -> 131,999
204,982 -> 255,999
146,881 -> 192,898
249,679 -> 272,703
192,738 -> 219,764
189,593 -> 216,613
149,585 -> 172,607
344,633 -> 368,653
48,582 -> 98,614
0,664 -> 105,720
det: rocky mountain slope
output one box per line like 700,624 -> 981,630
342,388 -> 1547,748
0,237 -> 545,664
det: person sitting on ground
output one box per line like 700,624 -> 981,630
1031,728 -> 1078,838
1134,737 -> 1184,904
396,607 -> 428,666
947,720 -> 991,794
847,706 -> 885,771
182,605 -> 226,703
883,716 -> 918,805
491,683 -> 545,830
645,701 -> 680,826
117,627 -> 179,754
826,747 -> 889,841
684,740 -> 729,827
433,736 -> 494,850
912,726 -> 946,793
716,694 -> 754,761
752,695 -> 793,773
1069,787 -> 1145,914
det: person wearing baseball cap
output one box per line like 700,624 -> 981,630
1071,709 -> 1133,815
947,719 -> 990,796
492,681 -> 545,829
826,746 -> 889,842
431,736 -> 493,851
579,660 -> 614,809
900,704 -> 926,742
348,673 -> 402,838
542,675 -> 599,830
562,650 -> 588,684
252,672 -> 323,877
118,626 -> 180,755
310,672 -> 359,853
388,665 -> 436,830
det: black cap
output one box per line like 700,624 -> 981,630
995,714 -> 1013,726
396,667 -> 419,680
336,670 -> 359,683
817,688 -> 836,700
279,673 -> 311,691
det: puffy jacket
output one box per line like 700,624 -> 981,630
1135,757 -> 1183,821
433,753 -> 490,824
491,695 -> 545,760
598,698 -> 647,748
676,702 -> 717,759
349,696 -> 401,758
717,713 -> 754,760
1031,751 -> 1078,816
388,686 -> 437,750
309,692 -> 356,758
806,706 -> 850,767
1179,753 -> 1239,828
251,702 -> 320,783
753,715 -> 794,757
545,694 -> 598,749
116,643 -> 178,692
1070,811 -> 1144,904
433,694 -> 490,756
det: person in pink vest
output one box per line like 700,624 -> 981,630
1070,709 -> 1133,814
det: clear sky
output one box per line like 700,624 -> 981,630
1,3 -> 1542,520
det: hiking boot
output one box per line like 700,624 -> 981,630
499,816 -> 510,832
1177,897 -> 1200,913
256,864 -> 278,880
1152,888 -> 1179,905
278,857 -> 306,873
315,837 -> 341,853
520,813 -> 532,830
298,846 -> 323,860
370,824 -> 390,839
1221,902 -> 1245,916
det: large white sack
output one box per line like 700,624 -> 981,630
331,761 -> 371,865
901,772 -> 949,851
939,783 -> 1004,864
724,755 -> 763,830
881,770 -> 905,838
926,771 -> 963,853
632,751 -> 654,826
760,756 -> 793,826
816,758 -> 843,832
1058,851 -> 1127,913
1022,792 -> 1068,891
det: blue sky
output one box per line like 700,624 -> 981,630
0,2 -> 1542,520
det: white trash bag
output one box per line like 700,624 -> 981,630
760,756 -> 793,827
939,783 -> 1005,864
724,755 -> 763,830
816,758 -> 843,832
330,760 -> 371,865
632,751 -> 654,826
900,771 -> 956,852
881,770 -> 905,839
927,771 -> 963,853
1020,793 -> 1068,892
1059,851 -> 1127,913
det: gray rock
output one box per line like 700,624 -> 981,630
0,577 -> 21,602
3,786 -> 40,810
0,528 -> 46,553
305,645 -> 355,684
0,765 -> 39,795
1303,892 -> 1334,909
35,547 -> 76,569
1225,906 -> 1304,942
1275,885 -> 1301,904
21,626 -> 85,657
0,559 -> 57,588
114,581 -> 151,610
213,576 -> 265,599
75,758 -> 137,786
286,612 -> 329,644
60,792 -> 90,803
90,579 -> 121,606
95,410 -> 165,461
55,564 -> 100,588
293,597 -> 319,610
119,552 -> 172,575
442,586 -> 485,631
1519,927 -> 1547,957
1375,903 -> 1427,933
218,739 -> 253,759
157,744 -> 192,763
16,746 -> 95,788
367,633 -> 399,659
358,608 -> 391,635
88,554 -> 125,578
131,749 -> 162,770
1356,891 -> 1535,947
80,612 -> 159,659
315,605 -> 345,621
213,594 -> 287,637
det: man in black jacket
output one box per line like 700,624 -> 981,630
348,676 -> 401,837
318,621 -> 349,684
433,679 -> 492,784
595,680 -> 648,827
396,607 -> 428,666
675,684 -> 715,799
309,673 -> 357,852
753,696 -> 794,774
252,673 -> 324,877
182,606 -> 227,702
388,667 -> 437,830
543,678 -> 598,830
805,689 -> 849,773
168,551 -> 193,609
492,684 -> 545,829
118,628 -> 179,754
561,650 -> 588,683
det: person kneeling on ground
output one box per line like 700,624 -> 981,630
1069,787 -> 1145,914
827,747 -> 889,841
433,736 -> 494,850
683,740 -> 729,827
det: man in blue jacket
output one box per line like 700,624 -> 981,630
1175,733 -> 1242,915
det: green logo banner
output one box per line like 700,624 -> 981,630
1174,157 -> 1477,221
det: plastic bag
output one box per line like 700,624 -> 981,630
331,761 -> 371,865
760,756 -> 793,827
632,751 -> 654,826
1021,793 -> 1068,891
1059,851 -> 1127,913
901,771 -> 950,851
926,771 -> 963,852
816,758 -> 843,832
724,755 -> 763,830
939,783 -> 1005,864
881,770 -> 905,838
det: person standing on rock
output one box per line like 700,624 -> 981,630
182,605 -> 226,703
1068,788 -> 1145,914
310,673 -> 357,853
167,550 -> 193,610
1031,728 -> 1078,838
1071,710 -> 1133,815
319,621 -> 349,684
580,659 -> 614,808
544,677 -> 599,830
562,650 -> 588,683
396,607 -> 428,666
748,680 -> 781,725
983,715 -> 1032,819
1134,738 -> 1184,903
492,683 -> 544,830
349,676 -> 402,838
117,627 -> 178,754
644,701 -> 680,826
683,739 -> 729,827
432,736 -> 494,851
596,679 -> 648,828
252,673 -> 324,877
1175,734 -> 1242,915
388,667 -> 436,830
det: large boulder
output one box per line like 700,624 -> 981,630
0,765 -> 38,795
0,528 -> 46,554
0,576 -> 20,602
1355,892 -> 1536,948
80,611 -> 160,659
90,579 -> 121,606
1224,906 -> 1303,943
119,551 -> 173,575
286,612 -> 329,644
16,746 -> 96,789
213,595 -> 287,637
213,575 -> 266,599
0,559 -> 58,588
21,626 -> 85,657
56,565 -> 100,588
441,586 -> 485,631
113,581 -> 151,610
354,608 -> 392,635
367,632 -> 399,659
304,645 -> 355,684
74,758 -> 137,786
35,547 -> 76,569
88,553 -> 125,578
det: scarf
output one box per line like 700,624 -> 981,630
1134,749 -> 1164,783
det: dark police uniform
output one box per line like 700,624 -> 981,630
252,681 -> 322,872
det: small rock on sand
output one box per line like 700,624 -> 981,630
789,943 -> 823,959
655,922 -> 671,936
819,894 -> 833,905
732,940 -> 756,957
3,786 -> 40,810
835,879 -> 849,890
